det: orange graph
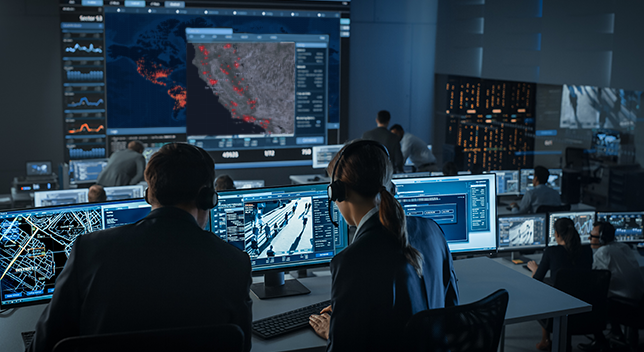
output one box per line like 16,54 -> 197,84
68,123 -> 105,134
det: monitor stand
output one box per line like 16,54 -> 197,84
290,269 -> 317,278
251,271 -> 311,300
504,251 -> 532,264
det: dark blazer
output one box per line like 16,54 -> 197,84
327,214 -> 459,352
28,207 -> 253,352
97,148 -> 146,186
533,244 -> 593,283
362,127 -> 405,173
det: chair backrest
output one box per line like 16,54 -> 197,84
553,269 -> 611,335
536,204 -> 571,214
404,289 -> 509,352
52,324 -> 244,352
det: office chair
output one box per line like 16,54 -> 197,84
403,289 -> 509,352
541,269 -> 611,349
52,324 -> 245,352
535,204 -> 571,213
606,295 -> 644,351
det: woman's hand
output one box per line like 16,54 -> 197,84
309,305 -> 332,340
527,260 -> 538,273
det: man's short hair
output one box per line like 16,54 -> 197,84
145,143 -> 215,206
127,140 -> 145,153
215,174 -> 236,191
534,166 -> 550,185
88,184 -> 107,203
389,124 -> 404,134
594,221 -> 616,244
377,110 -> 391,125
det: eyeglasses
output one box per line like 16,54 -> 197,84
589,234 -> 600,239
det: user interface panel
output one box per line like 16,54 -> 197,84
392,174 -> 497,254
498,214 -> 547,250
69,159 -> 108,184
596,211 -> 644,243
486,170 -> 520,196
34,189 -> 89,208
312,144 -> 344,169
547,211 -> 594,246
210,183 -> 347,272
0,199 -> 151,308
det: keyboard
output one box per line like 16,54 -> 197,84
252,300 -> 331,339
22,330 -> 35,349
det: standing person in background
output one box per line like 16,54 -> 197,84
97,141 -> 146,187
362,110 -> 405,173
389,124 -> 436,172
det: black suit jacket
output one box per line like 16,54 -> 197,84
327,214 -> 459,352
28,207 -> 253,352
362,127 -> 405,173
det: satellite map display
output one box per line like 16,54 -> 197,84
189,42 -> 295,136
105,13 -> 340,130
0,207 -> 102,301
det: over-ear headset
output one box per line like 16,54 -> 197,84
144,143 -> 218,210
327,140 -> 392,227
595,221 -> 614,245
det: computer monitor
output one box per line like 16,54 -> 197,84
210,183 -> 348,299
498,214 -> 547,251
520,168 -> 563,194
429,171 -> 472,176
69,159 -> 108,184
596,211 -> 644,243
392,172 -> 431,179
547,211 -> 595,246
26,161 -> 52,177
591,129 -> 621,160
34,189 -> 89,207
392,174 -> 498,254
104,185 -> 145,201
485,170 -> 520,196
312,145 -> 344,169
233,180 -> 265,189
0,199 -> 151,308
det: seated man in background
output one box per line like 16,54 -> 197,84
578,222 -> 644,351
97,141 -> 146,186
389,124 -> 436,172
215,174 -> 236,191
510,166 -> 560,214
29,143 -> 253,352
87,184 -> 107,203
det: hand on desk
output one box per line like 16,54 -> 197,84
309,305 -> 332,340
527,260 -> 538,273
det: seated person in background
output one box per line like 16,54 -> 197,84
97,141 -> 146,187
362,110 -> 405,173
442,161 -> 458,176
308,141 -> 459,351
511,166 -> 560,214
389,124 -> 436,172
87,184 -> 106,203
28,143 -> 253,352
527,217 -> 593,350
578,222 -> 644,350
215,174 -> 236,191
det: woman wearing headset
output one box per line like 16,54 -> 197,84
309,140 -> 459,351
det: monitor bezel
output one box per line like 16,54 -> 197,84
497,213 -> 548,251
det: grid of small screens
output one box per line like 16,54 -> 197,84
498,214 -> 547,251
596,212 -> 644,243
312,144 -> 344,169
520,168 -> 563,194
210,183 -> 348,272
547,211 -> 595,246
69,159 -> 108,185
392,174 -> 498,254
0,199 -> 151,308
33,185 -> 145,207
26,161 -> 52,177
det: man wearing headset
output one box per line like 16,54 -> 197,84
579,222 -> 644,350
28,143 -> 253,352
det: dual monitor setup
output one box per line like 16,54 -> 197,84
1,173 -> 498,307
498,211 -> 644,252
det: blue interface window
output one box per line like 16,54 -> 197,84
486,170 -> 520,195
210,184 -> 347,272
0,199 -> 150,308
596,212 -> 644,242
69,159 -> 108,184
392,174 -> 497,254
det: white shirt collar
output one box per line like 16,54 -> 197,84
353,206 -> 379,243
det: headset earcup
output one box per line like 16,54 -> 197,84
144,188 -> 150,204
328,180 -> 346,202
